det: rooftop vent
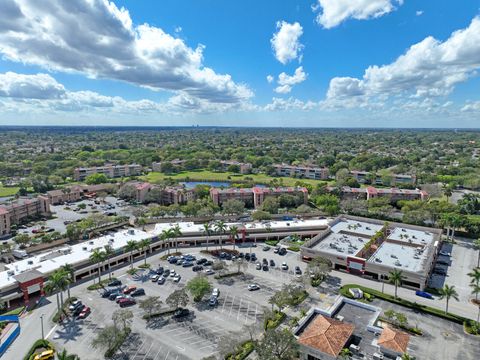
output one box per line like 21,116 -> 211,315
82,247 -> 88,251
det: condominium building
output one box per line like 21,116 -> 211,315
151,159 -> 186,172
0,196 -> 51,236
210,186 -> 308,208
333,186 -> 428,202
74,164 -> 142,181
350,171 -> 416,186
46,186 -> 83,205
161,186 -> 195,205
219,160 -> 252,174
274,164 -> 329,180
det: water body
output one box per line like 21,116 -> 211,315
180,181 -> 266,189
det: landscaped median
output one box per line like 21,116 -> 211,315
264,310 -> 286,330
340,284 -> 479,335
23,339 -> 55,360
225,340 -> 255,360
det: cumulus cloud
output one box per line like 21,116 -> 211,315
0,0 -> 252,106
416,10 -> 424,16
325,17 -> 480,106
461,101 -> 480,112
266,75 -> 274,83
0,72 -> 65,99
314,0 -> 403,29
274,66 -> 307,94
264,97 -> 317,111
270,21 -> 304,64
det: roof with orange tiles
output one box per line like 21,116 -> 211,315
377,326 -> 410,353
298,315 -> 355,357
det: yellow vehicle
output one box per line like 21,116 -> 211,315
33,349 -> 54,360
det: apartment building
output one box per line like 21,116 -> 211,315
74,164 -> 142,181
333,186 -> 428,202
151,159 -> 186,172
274,164 -> 329,180
46,186 -> 83,205
0,196 -> 51,235
210,186 -> 308,208
161,186 -> 195,205
350,171 -> 416,186
219,160 -> 252,174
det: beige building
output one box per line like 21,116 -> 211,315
0,208 -> 11,237
274,164 -> 329,180
0,196 -> 51,236
219,160 -> 252,174
74,164 -> 142,181
332,186 -> 428,202
46,186 -> 83,205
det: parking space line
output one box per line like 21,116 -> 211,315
221,293 -> 229,313
131,338 -> 147,359
237,298 -> 243,320
228,294 -> 236,316
163,349 -> 170,360
244,301 -> 250,324
142,342 -> 154,360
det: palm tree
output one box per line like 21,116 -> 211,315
468,268 -> 480,301
90,249 -> 106,285
449,214 -> 463,241
339,348 -> 351,359
125,240 -> 138,269
44,269 -> 69,313
202,222 -> 212,252
103,244 -> 115,280
61,264 -> 75,299
161,228 -> 174,255
473,238 -> 480,268
438,284 -> 459,314
57,349 -> 80,360
442,183 -> 453,202
137,217 -> 147,231
229,225 -> 239,251
389,269 -> 404,298
401,354 -> 416,360
214,220 -> 227,250
470,283 -> 480,323
172,224 -> 183,253
138,238 -> 151,266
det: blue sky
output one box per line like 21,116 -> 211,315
0,0 -> 479,127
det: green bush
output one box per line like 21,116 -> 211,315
23,339 -> 55,360
287,245 -> 300,252
2,306 -> 25,316
464,320 -> 480,335
138,263 -> 151,269
126,268 -> 138,275
87,278 -> 117,291
264,310 -> 286,330
225,341 -> 255,360
104,328 -> 131,358
214,271 -> 243,280
265,240 -> 279,246
142,308 -> 176,320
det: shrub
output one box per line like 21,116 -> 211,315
225,341 -> 255,360
2,306 -> 25,316
87,278 -> 118,291
264,310 -> 286,330
126,268 -> 138,275
214,271 -> 243,280
464,320 -> 480,336
287,245 -> 300,252
138,263 -> 151,269
104,328 -> 131,358
265,240 -> 279,246
23,339 -> 55,360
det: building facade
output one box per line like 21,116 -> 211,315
219,160 -> 252,174
74,164 -> 142,181
333,186 -> 428,202
0,196 -> 51,236
350,171 -> 416,186
274,164 -> 329,180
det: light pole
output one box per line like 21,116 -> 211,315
40,314 -> 45,339
381,275 -> 385,294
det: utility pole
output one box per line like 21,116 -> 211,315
40,314 -> 45,339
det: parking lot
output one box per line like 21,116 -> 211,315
51,244 -> 314,360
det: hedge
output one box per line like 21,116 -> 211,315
87,278 -> 118,291
225,340 -> 255,360
23,339 -> 55,360
214,271 -> 243,280
340,284 -> 467,324
264,310 -> 286,330
265,240 -> 279,246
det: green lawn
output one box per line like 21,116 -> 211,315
0,186 -> 19,197
142,170 -> 331,187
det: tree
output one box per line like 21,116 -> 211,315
61,263 -> 75,299
166,289 -> 189,309
117,184 -> 137,201
13,233 -> 30,247
229,225 -> 239,250
339,348 -> 352,359
85,173 -> 109,185
401,354 -> 416,360
438,284 -> 459,314
103,244 -> 115,280
202,222 -> 212,252
306,257 -> 332,285
314,194 -> 340,216
161,228 -> 174,255
136,217 -> 147,231
222,199 -> 245,215
442,183 -> 453,202
255,328 -> 299,360
92,325 -> 119,352
66,223 -> 82,242
468,268 -> 480,301
186,276 -> 212,302
214,220 -> 227,250
125,240 -> 138,269
44,269 -> 68,314
335,168 -> 350,186
252,210 -> 273,221
112,309 -> 134,333
89,248 -> 106,284
473,238 -> 480,268
139,296 -> 163,318
137,238 -> 151,266
261,197 -> 280,214
57,349 -> 80,360
171,224 -> 183,253
389,269 -> 404,298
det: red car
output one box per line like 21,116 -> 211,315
123,285 -> 137,294
118,298 -> 136,307
77,306 -> 91,319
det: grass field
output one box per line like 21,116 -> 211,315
0,186 -> 19,197
142,170 -> 331,187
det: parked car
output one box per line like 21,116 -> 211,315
415,290 -> 433,299
119,298 -> 136,307
281,262 -> 289,270
170,270 -> 177,277
69,300 -> 82,311
295,266 -> 302,275
255,263 -> 261,270
212,288 -> 220,297
269,259 -> 275,267
156,267 -> 164,275
245,253 -> 251,261
150,275 -> 159,282
163,269 -> 171,277
209,296 -> 218,307
77,306 -> 91,319
157,277 -> 166,285
173,308 -> 190,319
192,265 -> 203,272
116,295 -> 128,303
279,248 -> 287,255
273,247 -> 280,254
204,260 -> 213,266
262,264 -> 269,271
72,304 -> 86,316
196,258 -> 207,265
182,261 -> 194,267
248,284 -> 260,291
204,269 -> 215,275
123,285 -> 137,294
439,251 -> 451,257
173,275 -> 181,283
101,290 -> 113,298
109,292 -> 121,300
107,279 -> 122,287
131,288 -> 145,297
263,245 -> 270,251
437,259 -> 450,265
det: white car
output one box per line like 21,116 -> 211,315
204,269 -> 215,275
170,270 -> 176,277
248,284 -> 260,291
212,288 -> 220,297
281,262 -> 289,270
150,275 -> 159,282
173,275 -> 181,283
439,251 -> 451,257
68,300 -> 82,311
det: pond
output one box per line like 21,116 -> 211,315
180,181 -> 266,189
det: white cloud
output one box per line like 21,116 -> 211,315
416,10 -> 424,16
274,66 -> 307,94
266,75 -> 274,83
264,97 -> 317,111
325,17 -> 480,106
0,72 -> 65,99
270,21 -> 304,64
0,0 -> 252,106
461,101 -> 480,112
314,0 -> 403,29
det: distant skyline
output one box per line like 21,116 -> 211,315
0,0 -> 479,127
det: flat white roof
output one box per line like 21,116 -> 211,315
0,229 -> 149,288
368,242 -> 428,273
331,219 -> 383,237
387,227 -> 434,246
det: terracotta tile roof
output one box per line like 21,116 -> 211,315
298,315 -> 354,357
378,326 -> 410,353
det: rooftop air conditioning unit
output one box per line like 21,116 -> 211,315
28,260 -> 33,265
89,241 -> 94,245
128,229 -> 135,235
82,247 -> 88,251
7,270 -> 14,276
